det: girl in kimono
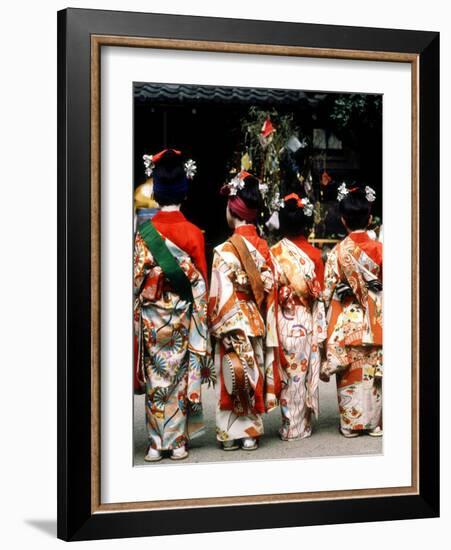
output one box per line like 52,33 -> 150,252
134,149 -> 211,461
271,193 -> 326,440
322,184 -> 383,438
208,171 -> 282,451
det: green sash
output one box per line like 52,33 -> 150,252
138,221 -> 194,303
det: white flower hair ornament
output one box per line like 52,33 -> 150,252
301,197 -> 314,217
184,159 -> 197,180
337,182 -> 349,202
227,175 -> 245,196
269,191 -> 285,212
143,154 -> 154,178
220,171 -> 252,197
337,182 -> 377,203
282,193 -> 314,216
365,185 -> 376,202
142,149 -> 197,180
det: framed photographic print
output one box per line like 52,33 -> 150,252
57,8 -> 440,541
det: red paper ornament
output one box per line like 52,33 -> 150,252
260,117 -> 275,138
321,170 -> 332,187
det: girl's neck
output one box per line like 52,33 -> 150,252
161,204 -> 181,212
233,219 -> 249,228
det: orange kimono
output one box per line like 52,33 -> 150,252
323,231 -> 383,432
271,236 -> 326,440
208,225 -> 281,442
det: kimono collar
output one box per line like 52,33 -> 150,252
152,210 -> 186,224
234,224 -> 258,238
349,230 -> 371,244
288,234 -> 308,246
235,224 -> 273,266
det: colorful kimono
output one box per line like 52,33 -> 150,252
271,237 -> 326,440
323,231 -> 383,432
134,211 -> 212,451
208,225 -> 281,442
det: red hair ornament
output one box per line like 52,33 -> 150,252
282,193 -> 314,216
143,148 -> 196,179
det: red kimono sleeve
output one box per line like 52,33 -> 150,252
187,226 -> 208,284
314,252 -> 325,291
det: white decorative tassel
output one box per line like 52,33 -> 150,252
143,154 -> 154,177
337,182 -> 349,202
365,185 -> 377,202
184,159 -> 197,179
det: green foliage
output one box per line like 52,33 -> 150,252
330,94 -> 382,144
240,107 -> 307,219
233,96 -> 382,239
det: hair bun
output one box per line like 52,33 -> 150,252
284,198 -> 300,212
157,149 -> 183,168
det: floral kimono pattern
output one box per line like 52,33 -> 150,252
208,230 -> 281,442
271,238 -> 326,440
323,232 -> 383,432
134,230 -> 211,451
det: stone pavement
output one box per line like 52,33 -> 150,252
133,379 -> 382,466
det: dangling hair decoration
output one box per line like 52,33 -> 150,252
184,159 -> 197,179
143,154 -> 155,178
283,193 -> 314,217
337,183 -> 350,201
365,185 -> 377,202
337,182 -> 376,203
220,170 -> 252,196
142,148 -> 196,180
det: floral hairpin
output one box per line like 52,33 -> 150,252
365,185 -> 376,202
227,175 -> 246,196
300,197 -> 314,216
270,191 -> 285,212
282,193 -> 314,216
143,154 -> 155,178
142,151 -> 197,180
337,182 -> 349,202
221,171 -> 253,196
337,182 -> 377,203
184,159 -> 197,179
